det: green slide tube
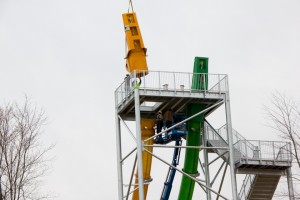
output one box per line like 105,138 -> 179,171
178,57 -> 208,200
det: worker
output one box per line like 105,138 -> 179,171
124,74 -> 131,96
156,110 -> 164,141
165,108 -> 173,129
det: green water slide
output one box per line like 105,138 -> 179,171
178,57 -> 208,200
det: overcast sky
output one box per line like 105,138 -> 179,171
1,0 -> 300,199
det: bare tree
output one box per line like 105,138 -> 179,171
264,91 -> 300,199
0,98 -> 53,200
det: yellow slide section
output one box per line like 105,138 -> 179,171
122,12 -> 148,77
132,119 -> 155,200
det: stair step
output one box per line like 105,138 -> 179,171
252,186 -> 277,190
250,195 -> 273,199
247,175 -> 280,200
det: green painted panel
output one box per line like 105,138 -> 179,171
192,57 -> 208,90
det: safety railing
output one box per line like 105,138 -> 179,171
205,121 -> 228,145
217,125 -> 255,149
206,123 -> 293,163
205,121 -> 245,162
218,125 -> 257,160
217,125 -> 292,162
238,174 -> 255,200
115,70 -> 228,107
234,140 -> 292,162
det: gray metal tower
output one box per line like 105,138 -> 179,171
115,70 -> 294,200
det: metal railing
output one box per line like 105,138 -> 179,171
238,174 -> 255,200
217,125 -> 292,162
217,125 -> 257,162
218,125 -> 255,150
115,70 -> 228,107
205,121 -> 245,162
234,140 -> 292,162
205,121 -> 228,145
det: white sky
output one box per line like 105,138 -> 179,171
0,0 -> 300,199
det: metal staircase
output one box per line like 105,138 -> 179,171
248,175 -> 280,200
205,121 -> 242,163
204,121 -> 292,200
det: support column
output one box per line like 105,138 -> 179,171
0,175 -> 3,200
224,90 -> 238,200
115,112 -> 124,199
203,124 -> 212,200
287,168 -> 295,200
134,88 -> 145,200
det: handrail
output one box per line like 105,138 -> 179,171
208,123 -> 292,161
217,125 -> 257,159
276,142 -> 291,160
114,70 -> 228,107
204,120 -> 228,144
204,121 -> 242,162
208,76 -> 227,92
238,174 -> 255,200
234,140 -> 292,162
217,125 -> 256,151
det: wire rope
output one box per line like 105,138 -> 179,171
127,0 -> 134,13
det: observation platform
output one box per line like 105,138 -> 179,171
115,71 -> 228,120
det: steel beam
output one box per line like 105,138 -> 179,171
203,123 -> 212,200
287,168 -> 295,200
118,115 -> 136,142
224,86 -> 238,200
126,155 -> 137,200
144,144 -> 229,150
211,161 -> 226,186
134,88 -> 145,200
216,161 -> 228,200
115,111 -> 124,199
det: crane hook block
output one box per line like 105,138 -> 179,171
122,12 -> 148,77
